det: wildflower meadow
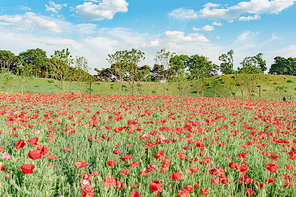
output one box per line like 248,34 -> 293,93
0,93 -> 296,197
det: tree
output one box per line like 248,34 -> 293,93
219,49 -> 234,75
95,68 -> 113,81
138,65 -> 151,82
269,56 -> 296,75
17,61 -> 33,94
106,51 -> 127,94
170,54 -> 189,96
0,50 -> 17,74
19,48 -> 47,78
124,49 -> 145,96
154,48 -> 175,96
50,48 -> 73,92
150,64 -> 163,82
238,53 -> 266,74
74,56 -> 90,93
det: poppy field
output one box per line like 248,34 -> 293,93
0,93 -> 296,197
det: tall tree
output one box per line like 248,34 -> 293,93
219,49 -> 234,75
106,51 -> 127,94
238,53 -> 266,74
138,65 -> 151,82
0,50 -> 17,74
187,54 -> 218,79
124,49 -> 145,96
74,56 -> 90,93
170,54 -> 189,96
17,60 -> 33,94
50,48 -> 73,92
150,64 -> 163,82
269,56 -> 289,75
154,48 -> 175,96
19,48 -> 47,78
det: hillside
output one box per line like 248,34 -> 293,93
0,73 -> 294,101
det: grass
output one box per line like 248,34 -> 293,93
0,73 -> 295,100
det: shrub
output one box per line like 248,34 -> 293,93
47,80 -> 54,83
287,80 -> 293,83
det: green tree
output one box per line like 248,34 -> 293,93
0,50 -> 17,74
238,53 -> 266,74
154,48 -> 175,96
17,61 -> 33,94
124,49 -> 145,96
74,56 -> 90,93
19,48 -> 47,78
138,65 -> 151,82
219,49 -> 234,75
170,54 -> 189,96
50,48 -> 73,92
106,51 -> 127,94
269,56 -> 289,75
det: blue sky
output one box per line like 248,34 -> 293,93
0,0 -> 296,74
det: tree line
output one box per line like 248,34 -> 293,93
0,48 -> 295,95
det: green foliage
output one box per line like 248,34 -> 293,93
47,80 -> 54,83
287,80 -> 293,83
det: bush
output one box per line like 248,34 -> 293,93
152,90 -> 156,94
273,82 -> 277,85
263,89 -> 267,92
287,80 -> 293,83
47,80 -> 54,83
137,84 -> 142,87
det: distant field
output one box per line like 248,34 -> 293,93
0,73 -> 295,101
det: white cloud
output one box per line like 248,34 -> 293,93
75,24 -> 97,34
212,21 -> 222,26
199,0 -> 296,20
0,12 -> 62,33
45,1 -> 67,13
74,0 -> 129,21
228,19 -> 234,23
267,33 -> 281,42
239,14 -> 261,21
20,5 -> 31,11
168,8 -> 198,20
192,25 -> 215,31
268,45 -> 296,57
162,31 -> 210,42
217,36 -> 220,39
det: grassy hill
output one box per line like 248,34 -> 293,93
0,73 -> 294,101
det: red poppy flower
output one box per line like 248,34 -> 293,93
81,184 -> 94,196
107,160 -> 116,167
177,152 -> 186,159
48,164 -> 55,168
145,142 -> 154,149
200,187 -> 208,196
170,172 -> 184,180
15,140 -> 25,150
130,191 -> 143,197
36,145 -> 49,157
237,165 -> 249,175
74,160 -> 88,168
149,180 -> 163,192
92,171 -> 100,177
121,168 -> 130,176
20,164 -> 35,174
26,137 -> 38,146
189,166 -> 199,174
265,163 -> 279,173
48,154 -> 57,160
184,185 -> 193,192
266,177 -> 275,183
113,149 -> 121,154
139,134 -> 151,140
104,175 -> 116,187
28,150 -> 42,160
121,154 -> 133,161
246,188 -> 255,196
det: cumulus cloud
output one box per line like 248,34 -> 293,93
0,12 -> 62,33
168,8 -> 198,20
20,5 -> 31,11
239,14 -> 261,21
45,1 -> 67,13
199,0 -> 296,20
212,21 -> 222,26
192,25 -> 215,31
74,0 -> 129,21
